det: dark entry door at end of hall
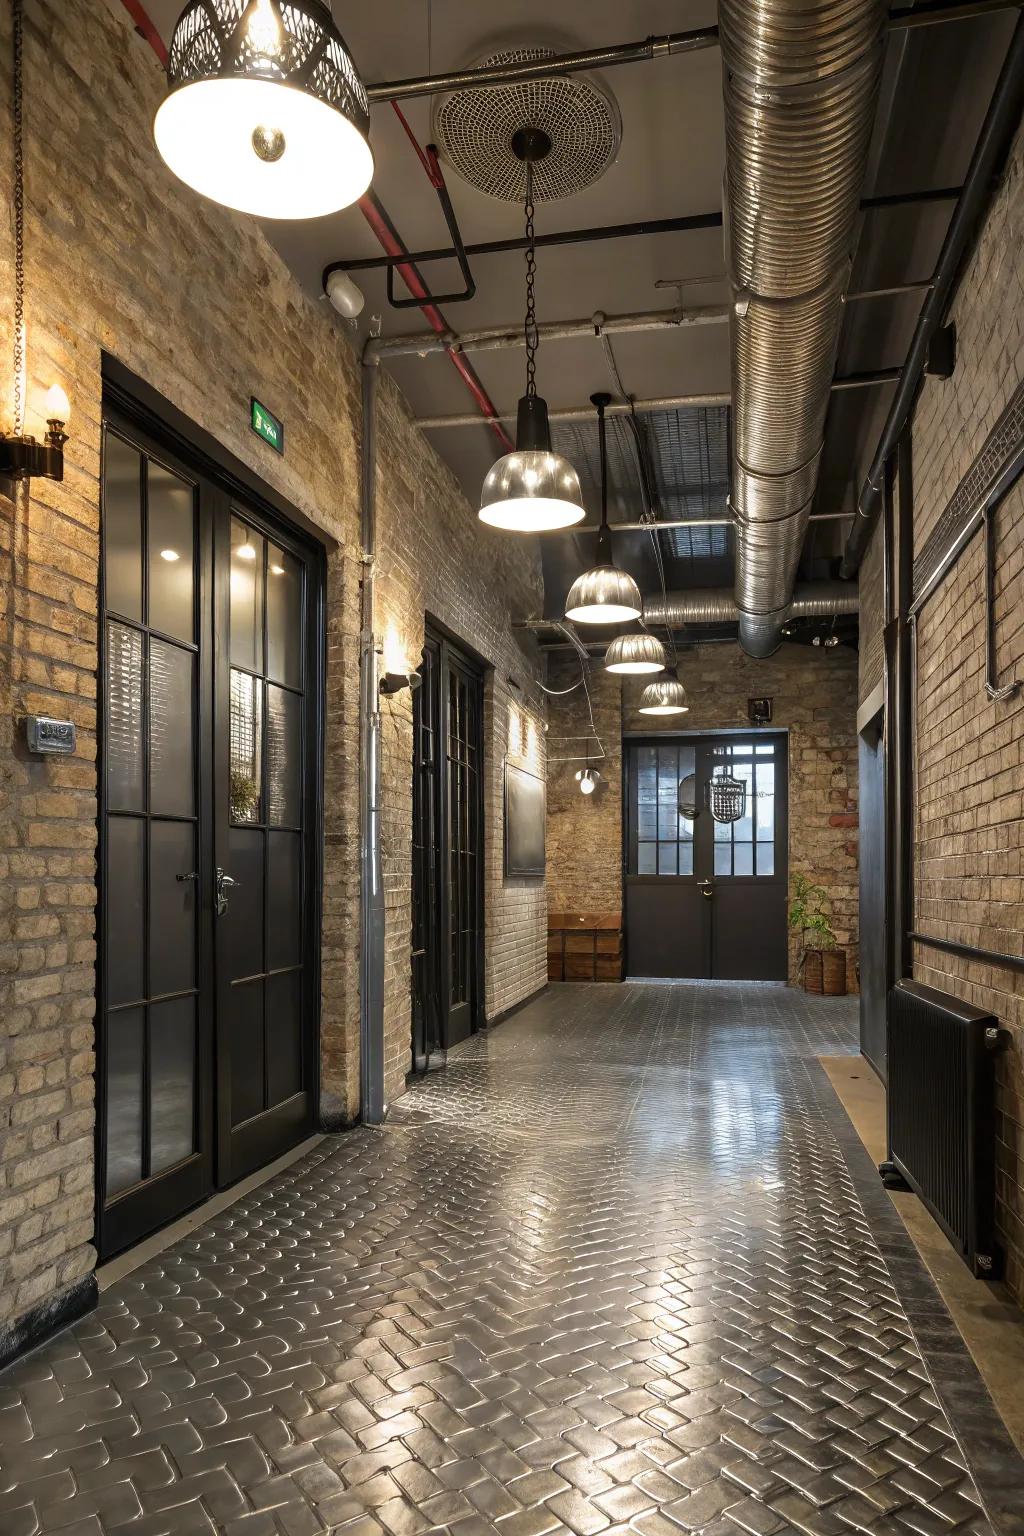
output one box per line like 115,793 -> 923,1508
97,400 -> 323,1260
411,627 -> 484,1073
624,734 -> 789,981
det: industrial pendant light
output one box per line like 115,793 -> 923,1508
638,677 -> 689,716
605,632 -> 667,675
155,0 -> 373,220
479,130 -> 585,533
565,394 -> 643,624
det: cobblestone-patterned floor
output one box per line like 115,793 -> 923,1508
0,983 -> 1018,1536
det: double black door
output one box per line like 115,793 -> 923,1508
98,404 -> 321,1258
411,629 -> 483,1070
625,733 -> 788,980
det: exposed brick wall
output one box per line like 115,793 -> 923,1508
0,0 -> 545,1338
909,120 -> 1024,1304
545,642 -> 860,988
546,658 -> 622,915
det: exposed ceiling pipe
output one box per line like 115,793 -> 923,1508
413,369 -> 900,430
362,3 -> 1022,102
642,582 -> 859,629
841,14 -> 1024,576
366,304 -> 730,360
722,0 -> 886,659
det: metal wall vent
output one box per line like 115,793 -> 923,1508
433,47 -> 621,202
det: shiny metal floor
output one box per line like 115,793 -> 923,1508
3,983 -> 1023,1536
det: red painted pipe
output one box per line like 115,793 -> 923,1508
120,0 -> 512,453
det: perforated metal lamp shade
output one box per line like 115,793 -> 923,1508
604,632 -> 667,674
480,396 -> 585,532
155,0 -> 373,219
638,678 -> 689,715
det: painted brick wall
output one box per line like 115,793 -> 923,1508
909,121 -> 1024,1303
545,642 -> 860,988
0,0 -> 546,1340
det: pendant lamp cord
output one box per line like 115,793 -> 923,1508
523,161 -> 538,399
12,0 -> 25,436
596,395 -> 608,533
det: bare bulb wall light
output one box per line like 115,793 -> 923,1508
155,0 -> 373,220
0,1 -> 70,484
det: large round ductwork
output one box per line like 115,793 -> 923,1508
642,582 -> 859,631
721,0 -> 886,656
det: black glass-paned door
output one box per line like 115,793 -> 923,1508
624,733 -> 789,980
98,405 -> 321,1258
411,627 -> 483,1070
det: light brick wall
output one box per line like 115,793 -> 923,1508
0,0 -> 545,1339
545,642 -> 860,988
909,120 -> 1024,1303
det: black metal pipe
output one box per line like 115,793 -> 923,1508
364,30 -> 720,103
325,212 -> 725,278
325,190 -> 959,280
841,14 -> 1024,577
362,5 -> 1020,103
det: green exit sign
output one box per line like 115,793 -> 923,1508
250,397 -> 284,454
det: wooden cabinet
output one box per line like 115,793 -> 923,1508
548,912 -> 623,983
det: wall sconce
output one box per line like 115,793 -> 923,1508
1,385 -> 70,482
379,670 -> 422,695
575,766 -> 602,796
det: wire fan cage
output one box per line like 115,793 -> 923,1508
707,772 -> 746,824
433,47 -> 621,202
167,0 -> 370,135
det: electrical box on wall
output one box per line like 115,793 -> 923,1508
748,697 -> 773,725
25,716 -> 76,755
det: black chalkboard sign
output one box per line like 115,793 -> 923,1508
504,761 -> 545,877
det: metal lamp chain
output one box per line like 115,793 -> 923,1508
523,161 -> 538,399
12,0 -> 25,436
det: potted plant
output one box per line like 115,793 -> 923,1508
788,874 -> 846,995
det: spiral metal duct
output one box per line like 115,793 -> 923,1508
642,581 -> 859,630
721,0 -> 886,656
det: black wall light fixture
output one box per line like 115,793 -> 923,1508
379,670 -> 422,695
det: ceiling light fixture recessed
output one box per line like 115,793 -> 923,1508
155,0 -> 373,220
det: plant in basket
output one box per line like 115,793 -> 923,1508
788,873 -> 846,995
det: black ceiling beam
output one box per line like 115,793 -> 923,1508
324,189 -> 960,280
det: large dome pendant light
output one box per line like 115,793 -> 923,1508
639,677 -> 689,716
565,394 -> 643,624
605,632 -> 667,675
155,0 -> 374,220
479,131 -> 585,533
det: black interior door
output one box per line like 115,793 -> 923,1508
625,734 -> 788,981
411,628 -> 483,1067
98,403 -> 321,1258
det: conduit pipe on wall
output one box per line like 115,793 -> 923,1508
641,582 -> 859,629
721,0 -> 886,658
359,358 -> 387,1125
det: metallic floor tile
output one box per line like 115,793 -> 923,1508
0,983 -> 1019,1536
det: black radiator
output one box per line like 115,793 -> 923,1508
886,979 -> 1003,1277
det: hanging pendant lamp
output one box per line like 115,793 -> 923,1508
565,393 -> 642,624
638,677 -> 689,716
479,131 -> 584,533
605,632 -> 667,675
155,0 -> 373,220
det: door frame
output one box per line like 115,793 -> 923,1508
96,359 -> 328,1259
622,728 -> 790,980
